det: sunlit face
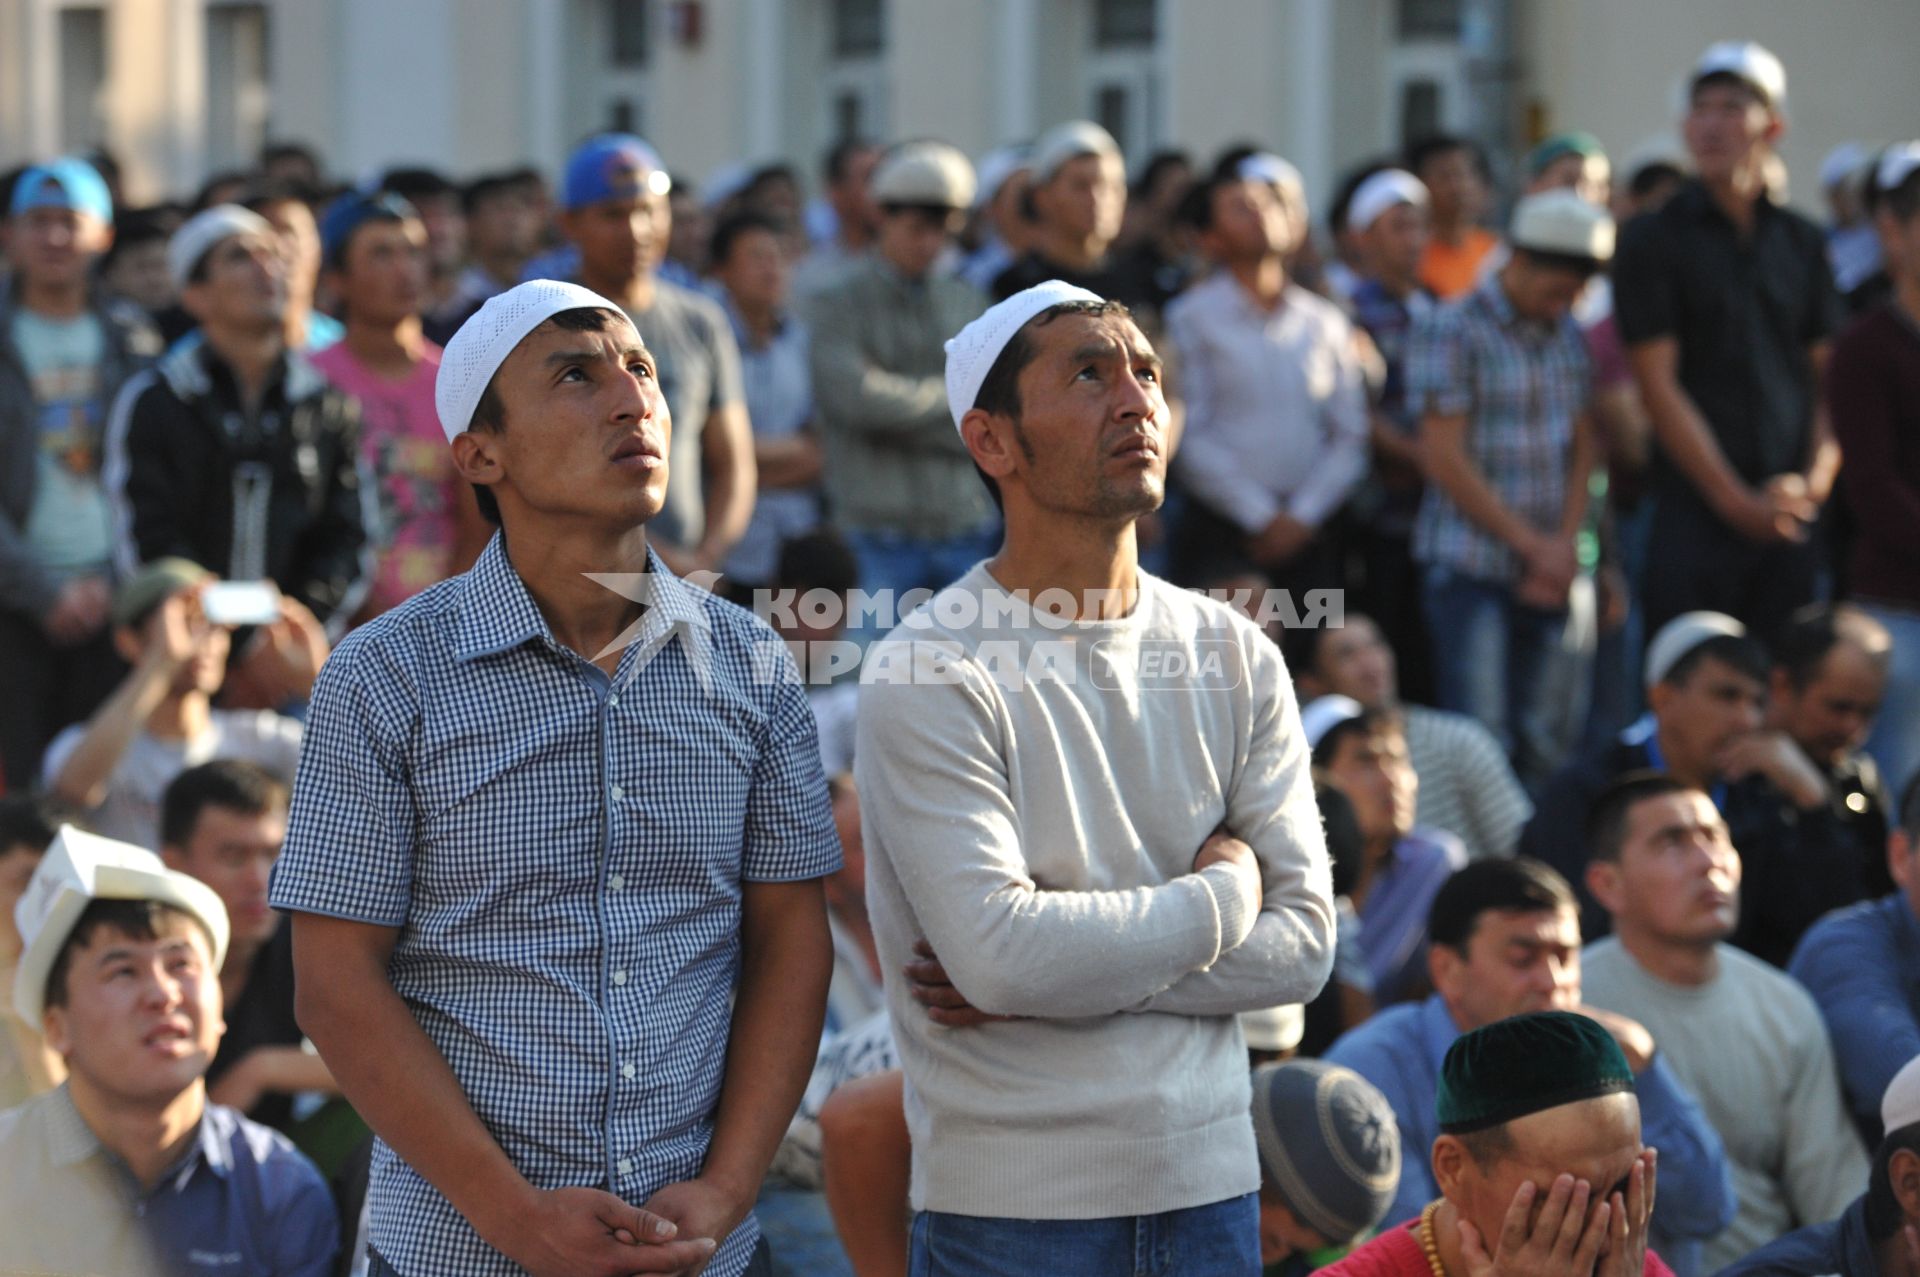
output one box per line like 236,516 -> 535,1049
43,914 -> 225,1106
333,217 -> 429,328
1036,153 -> 1127,248
1505,256 -> 1593,324
562,188 -> 671,283
1204,178 -> 1293,263
1595,791 -> 1741,945
1534,154 -> 1613,208
181,230 -> 288,333
1433,906 -> 1582,1031
1443,1095 -> 1644,1254
1315,617 -> 1398,710
968,311 -> 1168,524
1361,201 -> 1431,288
454,314 -> 671,532
1684,80 -> 1778,186
1771,642 -> 1887,767
7,205 -> 111,290
467,189 -> 541,260
163,804 -> 287,950
254,198 -> 322,307
1324,726 -> 1418,845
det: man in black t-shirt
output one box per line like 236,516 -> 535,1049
1614,42 -> 1844,644
160,758 -> 334,1131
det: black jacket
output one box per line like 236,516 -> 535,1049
1520,730 -> 1890,967
105,336 -> 371,624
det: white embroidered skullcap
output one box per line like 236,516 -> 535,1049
435,279 -> 629,442
1883,1055 -> 1920,1135
1643,611 -> 1746,690
943,280 -> 1105,432
1301,695 -> 1365,750
167,204 -> 275,290
1347,169 -> 1429,233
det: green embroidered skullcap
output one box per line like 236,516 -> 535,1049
1527,131 -> 1606,177
1437,1011 -> 1633,1135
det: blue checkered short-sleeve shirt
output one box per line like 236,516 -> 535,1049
269,534 -> 841,1277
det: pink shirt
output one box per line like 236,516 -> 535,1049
311,341 -> 456,615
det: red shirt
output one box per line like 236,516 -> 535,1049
1318,1215 -> 1678,1277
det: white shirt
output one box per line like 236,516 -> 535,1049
1166,273 -> 1369,532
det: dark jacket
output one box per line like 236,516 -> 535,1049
0,287 -> 162,616
104,336 -> 371,625
1520,726 -> 1888,966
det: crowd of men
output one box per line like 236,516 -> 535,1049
1,29 -> 1920,1277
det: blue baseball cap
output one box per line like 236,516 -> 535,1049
319,189 -> 420,267
10,158 -> 113,225
562,134 -> 672,211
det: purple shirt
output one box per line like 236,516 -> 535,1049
1355,828 -> 1466,1002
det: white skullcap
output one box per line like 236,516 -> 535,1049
1301,694 -> 1364,750
1644,611 -> 1746,689
1239,152 -> 1306,203
1884,1055 -> 1920,1134
943,280 -> 1104,432
1692,40 -> 1788,118
14,826 -> 230,1025
1031,120 -> 1122,186
1509,189 -> 1616,262
1878,143 -> 1920,196
973,144 -> 1032,210
167,203 -> 275,290
1820,142 -> 1872,193
435,279 -> 629,442
1348,169 -> 1429,233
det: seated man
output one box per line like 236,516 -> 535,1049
1524,610 -> 1870,952
1251,1059 -> 1402,1268
40,558 -> 310,850
1328,857 -> 1732,1274
161,759 -> 337,1132
1286,613 -> 1531,859
1319,1011 -> 1668,1277
1581,772 -> 1868,1270
1793,773 -> 1920,1139
1741,604 -> 1895,964
1720,1053 -> 1920,1277
0,795 -> 70,1107
0,826 -> 337,1274
1306,697 -> 1466,1003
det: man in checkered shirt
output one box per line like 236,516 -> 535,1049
269,280 -> 840,1277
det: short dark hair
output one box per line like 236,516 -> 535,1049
1512,245 -> 1604,280
823,139 -> 874,186
462,172 -> 522,218
1317,784 -> 1365,898
1131,149 -> 1191,199
1584,771 -> 1695,865
1175,171 -> 1233,233
1628,161 -> 1686,203
1663,633 -> 1769,688
1405,134 -> 1488,181
776,528 -> 860,597
1310,706 -> 1403,770
240,177 -> 318,216
43,898 -> 212,1011
0,794 -> 74,857
381,166 -> 457,205
190,170 -> 251,213
1427,858 -> 1579,953
1774,603 -> 1892,689
466,306 -> 625,525
100,204 -> 179,265
967,298 -> 1133,508
1866,1124 -> 1920,1239
1279,618 -> 1337,683
709,210 -> 786,268
260,140 -> 322,175
161,759 -> 288,850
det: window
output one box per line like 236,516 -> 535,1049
1093,0 -> 1156,48
206,4 -> 270,171
831,0 -> 884,57
1096,86 -> 1131,157
1398,0 -> 1462,41
1400,80 -> 1443,149
57,6 -> 108,153
611,0 -> 650,68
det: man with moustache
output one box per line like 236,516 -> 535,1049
271,279 -> 839,1276
857,282 -> 1335,1273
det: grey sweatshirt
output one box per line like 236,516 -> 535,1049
856,563 -> 1335,1218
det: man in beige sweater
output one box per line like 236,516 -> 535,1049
856,280 -> 1336,1275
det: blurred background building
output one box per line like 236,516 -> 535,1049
1,0 -> 1917,211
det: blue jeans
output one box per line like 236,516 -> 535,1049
1422,564 -> 1567,792
908,1192 -> 1260,1277
843,525 -> 1000,644
1863,600 -> 1920,803
755,1181 -> 855,1277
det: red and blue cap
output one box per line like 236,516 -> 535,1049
562,134 -> 672,211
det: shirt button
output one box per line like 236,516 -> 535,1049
609,874 -> 625,892
609,693 -> 621,707
622,1062 -> 637,1080
617,1157 -> 634,1176
609,784 -> 625,801
612,969 -> 628,986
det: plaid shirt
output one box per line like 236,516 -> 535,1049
270,534 -> 840,1277
1407,277 -> 1593,583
